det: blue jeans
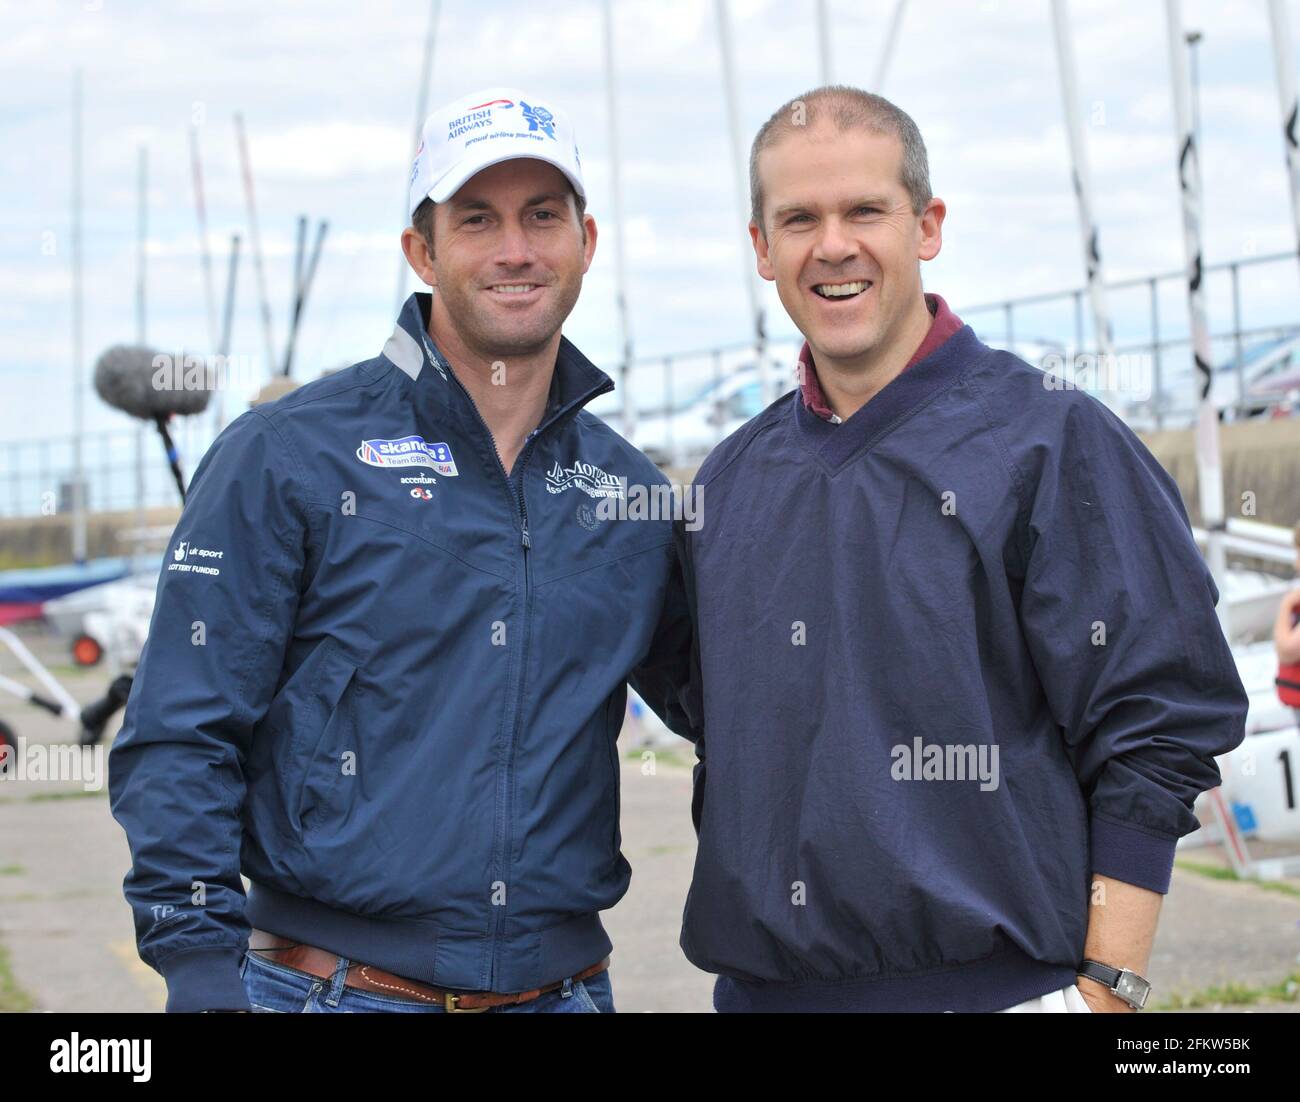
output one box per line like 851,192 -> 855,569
239,948 -> 616,1013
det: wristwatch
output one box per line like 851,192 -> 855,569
1077,959 -> 1151,1009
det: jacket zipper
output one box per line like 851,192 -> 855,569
491,428 -> 541,985
433,346 -> 611,989
440,367 -> 537,989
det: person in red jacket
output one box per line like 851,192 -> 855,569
1275,521 -> 1300,716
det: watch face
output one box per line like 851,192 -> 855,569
1116,971 -> 1150,1009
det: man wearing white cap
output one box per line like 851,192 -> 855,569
396,90 -> 591,474
110,88 -> 699,1014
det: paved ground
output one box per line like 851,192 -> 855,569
2,621 -> 1298,1013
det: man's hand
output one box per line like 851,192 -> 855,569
1079,873 -> 1162,1013
1076,975 -> 1136,1013
1274,588 -> 1300,665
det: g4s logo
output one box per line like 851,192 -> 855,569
409,488 -> 433,501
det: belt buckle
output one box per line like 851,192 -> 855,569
443,991 -> 490,1014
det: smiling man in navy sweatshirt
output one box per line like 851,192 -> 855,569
676,85 -> 1249,1013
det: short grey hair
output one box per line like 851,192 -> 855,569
749,84 -> 932,234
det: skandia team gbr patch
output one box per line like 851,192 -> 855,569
356,436 -> 459,476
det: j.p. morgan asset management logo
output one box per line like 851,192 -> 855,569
545,459 -> 624,499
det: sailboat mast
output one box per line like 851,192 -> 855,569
396,0 -> 441,316
715,0 -> 769,404
189,124 -> 219,352
1165,0 -> 1230,637
602,0 -> 635,438
874,0 -> 907,93
70,69 -> 87,564
234,112 -> 277,379
816,0 -> 832,85
1267,0 -> 1300,269
1050,0 -> 1118,407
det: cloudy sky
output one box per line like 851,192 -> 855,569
2,0 -> 1299,452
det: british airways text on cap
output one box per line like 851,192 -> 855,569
407,87 -> 586,220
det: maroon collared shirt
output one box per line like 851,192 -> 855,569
798,292 -> 964,422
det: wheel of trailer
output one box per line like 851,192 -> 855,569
71,634 -> 103,667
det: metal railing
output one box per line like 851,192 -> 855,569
956,248 -> 1300,430
1,418 -> 218,521
3,249 -> 1298,518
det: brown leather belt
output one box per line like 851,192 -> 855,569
247,928 -> 609,1013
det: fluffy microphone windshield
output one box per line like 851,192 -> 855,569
93,345 -> 213,419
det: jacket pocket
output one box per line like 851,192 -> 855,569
690,758 -> 705,838
277,639 -> 360,836
605,693 -> 623,858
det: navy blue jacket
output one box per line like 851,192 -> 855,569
678,322 -> 1248,1012
109,292 -> 695,1012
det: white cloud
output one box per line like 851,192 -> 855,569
2,0 -> 1299,449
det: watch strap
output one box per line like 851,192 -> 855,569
1078,959 -> 1151,1009
1077,959 -> 1122,989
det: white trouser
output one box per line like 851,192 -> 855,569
998,984 -> 1094,1013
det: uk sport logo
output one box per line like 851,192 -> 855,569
356,436 -> 459,476
167,540 -> 224,577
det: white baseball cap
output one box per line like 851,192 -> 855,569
407,87 -> 585,220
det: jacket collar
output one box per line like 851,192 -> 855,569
791,322 -> 986,470
382,291 -> 614,433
